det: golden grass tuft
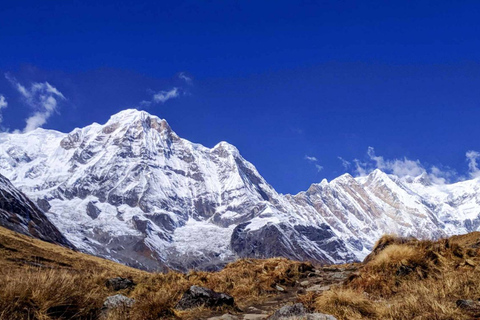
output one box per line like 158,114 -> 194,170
0,268 -> 104,320
307,232 -> 480,319
314,289 -> 377,320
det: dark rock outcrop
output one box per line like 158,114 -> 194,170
175,285 -> 235,310
456,299 -> 480,316
86,201 -> 101,219
0,174 -> 73,248
105,277 -> 136,291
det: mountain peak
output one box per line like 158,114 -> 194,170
104,108 -> 174,136
212,141 -> 239,156
108,109 -> 165,125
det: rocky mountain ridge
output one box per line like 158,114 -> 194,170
0,173 -> 72,247
0,109 -> 478,270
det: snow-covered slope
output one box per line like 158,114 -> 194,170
0,109 -> 479,270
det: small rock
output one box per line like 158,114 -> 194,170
244,315 -> 268,320
465,259 -> 476,267
105,277 -> 136,291
305,313 -> 338,320
457,299 -> 480,315
175,285 -> 235,310
300,280 -> 310,287
247,306 -> 263,313
269,303 -> 306,319
268,303 -> 337,320
306,285 -> 330,292
330,273 -> 348,280
207,314 -> 239,320
275,285 -> 285,292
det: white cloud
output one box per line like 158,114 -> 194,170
366,147 -> 425,177
178,72 -> 192,84
466,150 -> 480,178
353,159 -> 368,176
0,95 -> 7,123
153,87 -> 180,104
338,156 -> 351,170
305,155 -> 323,172
351,147 -> 460,184
5,74 -> 65,132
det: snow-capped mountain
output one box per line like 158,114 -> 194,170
0,173 -> 73,247
0,109 -> 479,270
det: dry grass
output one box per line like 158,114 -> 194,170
0,269 -> 104,320
302,233 -> 480,320
6,223 -> 480,320
0,226 -> 313,320
314,289 -> 377,320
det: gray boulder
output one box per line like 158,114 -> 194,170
101,294 -> 134,318
269,303 -> 337,320
103,294 -> 134,309
175,285 -> 235,310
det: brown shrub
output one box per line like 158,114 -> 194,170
307,233 -> 480,319
314,289 -> 377,320
0,268 -> 103,320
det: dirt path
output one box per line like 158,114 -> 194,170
207,265 -> 358,320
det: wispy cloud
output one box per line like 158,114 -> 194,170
138,72 -> 193,108
5,73 -> 66,132
305,155 -> 323,172
353,159 -> 368,176
0,95 -> 7,124
178,72 -> 192,84
366,147 -> 425,177
466,150 -> 480,178
338,156 -> 351,170
352,147 -> 461,184
153,87 -> 180,104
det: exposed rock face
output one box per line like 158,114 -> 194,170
175,285 -> 235,310
268,303 -> 337,320
101,294 -> 134,318
456,300 -> 480,316
0,174 -> 72,248
105,277 -> 136,291
1,109 -> 480,271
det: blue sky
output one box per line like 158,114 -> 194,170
0,0 -> 480,193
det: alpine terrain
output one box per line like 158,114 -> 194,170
0,109 -> 479,271
0,173 -> 72,248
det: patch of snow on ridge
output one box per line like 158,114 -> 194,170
172,218 -> 236,260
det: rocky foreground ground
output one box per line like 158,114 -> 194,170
205,265 -> 356,320
3,225 -> 480,319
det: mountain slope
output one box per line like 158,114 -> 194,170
0,173 -> 73,248
0,109 -> 479,270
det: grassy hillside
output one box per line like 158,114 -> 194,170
0,226 -> 312,320
300,233 -> 480,319
3,224 -> 480,320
